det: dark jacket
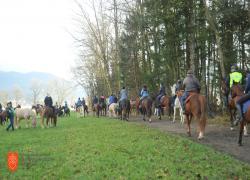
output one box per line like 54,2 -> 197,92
245,73 -> 250,94
175,83 -> 182,92
93,97 -> 98,104
44,96 -> 53,107
183,74 -> 201,92
159,86 -> 166,95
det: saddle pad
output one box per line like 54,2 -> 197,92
243,100 -> 250,114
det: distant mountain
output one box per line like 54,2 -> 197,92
0,71 -> 59,92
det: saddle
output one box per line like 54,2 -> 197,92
185,92 -> 199,104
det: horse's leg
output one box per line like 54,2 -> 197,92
238,121 -> 244,146
244,124 -> 248,136
229,108 -> 234,130
198,116 -> 206,140
173,107 -> 176,123
186,115 -> 191,137
148,108 -> 152,123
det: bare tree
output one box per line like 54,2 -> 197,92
12,85 -> 23,106
0,90 -> 9,107
30,79 -> 43,105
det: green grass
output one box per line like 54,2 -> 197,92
0,114 -> 250,179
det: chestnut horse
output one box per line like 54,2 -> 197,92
179,91 -> 207,139
0,110 -> 8,125
93,103 -> 101,117
141,97 -> 153,123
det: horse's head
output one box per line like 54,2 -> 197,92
231,85 -> 244,98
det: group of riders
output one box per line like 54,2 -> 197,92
91,64 -> 250,126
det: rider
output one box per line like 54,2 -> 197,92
108,93 -> 116,107
229,64 -> 243,89
44,93 -> 54,112
92,95 -> 98,107
139,85 -> 149,108
6,101 -> 15,131
181,69 -> 201,114
156,83 -> 166,104
82,97 -> 86,106
76,97 -> 82,108
234,69 -> 250,125
175,80 -> 182,93
119,87 -> 128,104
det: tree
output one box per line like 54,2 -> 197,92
30,79 -> 43,105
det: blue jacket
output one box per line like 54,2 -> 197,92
120,89 -> 128,101
109,95 -> 115,104
76,99 -> 82,106
245,73 -> 250,94
140,89 -> 149,98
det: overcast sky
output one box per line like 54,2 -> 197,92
0,0 -> 78,80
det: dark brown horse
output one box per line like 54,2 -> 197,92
231,85 -> 249,146
155,95 -> 172,120
93,103 -> 101,117
0,110 -> 8,125
181,91 -> 207,139
119,99 -> 131,121
141,97 -> 153,122
41,106 -> 57,128
229,85 -> 244,130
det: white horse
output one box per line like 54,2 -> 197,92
108,103 -> 118,118
76,105 -> 84,118
15,107 -> 37,129
171,84 -> 184,124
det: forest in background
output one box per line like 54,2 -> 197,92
73,0 -> 250,111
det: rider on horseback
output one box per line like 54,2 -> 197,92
156,83 -> 166,104
82,97 -> 86,106
44,93 -> 54,112
175,80 -> 182,93
234,69 -> 250,125
139,85 -> 149,109
108,93 -> 116,107
119,87 -> 128,102
181,70 -> 201,114
76,97 -> 82,108
229,64 -> 243,89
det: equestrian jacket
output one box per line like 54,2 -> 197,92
140,89 -> 149,98
44,96 -> 53,107
120,89 -> 128,101
183,75 -> 201,92
245,73 -> 250,94
109,95 -> 116,104
230,71 -> 242,88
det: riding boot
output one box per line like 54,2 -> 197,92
235,103 -> 243,126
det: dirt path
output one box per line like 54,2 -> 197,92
128,116 -> 250,164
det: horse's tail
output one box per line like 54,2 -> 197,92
199,95 -> 207,131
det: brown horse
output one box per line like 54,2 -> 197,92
93,103 -> 101,117
0,110 -> 8,125
181,91 -> 207,139
229,85 -> 244,130
119,99 -> 131,121
41,106 -> 57,128
230,85 -> 249,146
155,96 -> 172,120
141,97 -> 153,122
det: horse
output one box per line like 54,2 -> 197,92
32,104 -> 44,117
119,99 -> 131,121
15,106 -> 37,129
56,106 -> 64,117
0,110 -> 8,125
140,97 -> 153,122
180,91 -> 207,139
76,105 -> 84,118
108,103 -> 119,118
63,106 -> 70,117
41,106 -> 57,128
155,95 -> 172,120
173,90 -> 184,124
93,103 -> 101,117
228,84 -> 245,130
99,101 -> 107,116
230,85 -> 249,145
130,99 -> 138,116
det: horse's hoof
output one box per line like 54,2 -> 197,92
187,132 -> 191,137
238,142 -> 243,146
244,133 -> 248,137
230,127 -> 234,131
198,136 -> 204,140
172,121 -> 175,123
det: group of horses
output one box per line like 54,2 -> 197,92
0,104 -> 71,129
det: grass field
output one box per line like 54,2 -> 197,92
1,114 -> 250,179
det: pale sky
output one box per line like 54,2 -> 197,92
0,0 -> 78,80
